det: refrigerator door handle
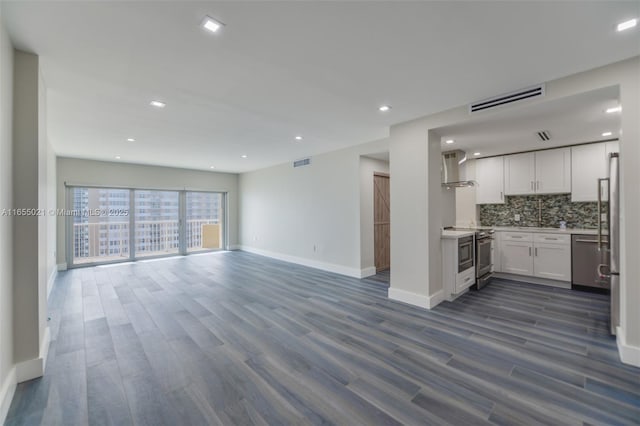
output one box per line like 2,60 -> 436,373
597,178 -> 609,251
598,263 -> 611,279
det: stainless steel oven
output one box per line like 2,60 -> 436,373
458,235 -> 474,272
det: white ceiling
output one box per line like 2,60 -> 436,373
437,86 -> 622,158
2,1 -> 639,173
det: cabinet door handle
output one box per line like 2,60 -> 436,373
500,191 -> 503,200
535,247 -> 538,256
530,181 -> 534,190
529,247 -> 532,256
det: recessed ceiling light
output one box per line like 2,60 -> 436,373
127,138 -> 135,142
445,139 -> 454,144
115,155 -> 121,160
241,155 -> 247,158
378,105 -> 391,112
473,152 -> 481,156
617,18 -> 638,32
202,16 -> 225,33
606,106 -> 622,113
150,100 -> 166,108
295,136 -> 303,141
602,131 -> 613,137
210,166 -> 215,169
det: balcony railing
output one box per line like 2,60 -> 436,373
73,219 -> 221,264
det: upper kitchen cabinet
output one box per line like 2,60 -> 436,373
504,152 -> 535,195
475,156 -> 505,204
535,147 -> 571,194
571,141 -> 619,202
504,148 -> 571,195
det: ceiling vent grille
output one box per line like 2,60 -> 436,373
293,157 -> 311,168
469,84 -> 545,113
537,130 -> 551,141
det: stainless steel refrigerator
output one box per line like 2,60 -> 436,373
598,153 -> 619,335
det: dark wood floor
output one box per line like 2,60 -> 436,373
5,251 -> 640,425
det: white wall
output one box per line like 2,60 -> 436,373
359,156 -> 389,273
239,138 -> 389,278
56,157 -> 240,266
0,7 -> 15,422
390,56 -> 640,366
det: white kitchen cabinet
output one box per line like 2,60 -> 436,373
571,143 -> 607,202
496,231 -> 571,283
533,243 -> 571,281
504,148 -> 571,196
501,240 -> 534,275
571,142 -> 619,202
475,157 -> 505,204
504,152 -> 535,195
535,147 -> 571,194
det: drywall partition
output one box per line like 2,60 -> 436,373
0,7 -> 15,422
389,56 -> 640,366
359,156 -> 390,274
12,49 -> 51,389
239,138 -> 389,278
56,157 -> 240,267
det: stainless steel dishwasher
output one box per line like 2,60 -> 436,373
571,234 -> 609,289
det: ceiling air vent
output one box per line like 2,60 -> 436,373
469,84 -> 545,113
293,157 -> 311,168
537,130 -> 551,141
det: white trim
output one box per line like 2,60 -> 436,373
57,262 -> 67,271
47,267 -> 57,299
228,244 -> 241,251
388,287 -> 445,309
0,367 -> 16,425
360,266 -> 377,278
427,289 -> 445,308
388,287 -> 429,309
238,245 -> 363,278
617,327 -> 640,367
493,272 -> 571,289
15,327 -> 50,383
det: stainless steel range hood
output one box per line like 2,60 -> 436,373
442,150 -> 477,188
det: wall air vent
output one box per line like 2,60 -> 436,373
293,157 -> 311,168
469,84 -> 545,113
536,130 -> 551,141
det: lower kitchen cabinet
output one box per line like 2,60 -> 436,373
501,240 -> 534,275
534,242 -> 571,281
497,231 -> 571,283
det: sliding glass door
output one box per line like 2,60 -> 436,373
186,192 -> 223,253
134,190 -> 180,258
68,186 -> 226,267
71,187 -> 130,264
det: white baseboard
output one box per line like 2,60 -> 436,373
360,266 -> 377,278
47,267 -> 57,300
388,287 -> 444,310
57,263 -> 67,271
617,327 -> 640,367
15,326 -> 50,383
238,245 -> 363,278
228,244 -> 241,251
0,367 -> 16,425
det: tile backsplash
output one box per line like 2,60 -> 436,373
479,194 -> 605,228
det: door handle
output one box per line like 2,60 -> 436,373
598,264 -> 611,279
529,247 -> 532,256
535,247 -> 538,256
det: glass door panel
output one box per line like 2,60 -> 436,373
134,190 -> 180,257
71,187 -> 130,265
186,192 -> 223,252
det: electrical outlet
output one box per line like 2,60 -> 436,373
253,235 -> 258,242
514,214 -> 520,222
601,213 -> 607,221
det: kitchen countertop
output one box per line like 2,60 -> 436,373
492,226 -> 604,235
442,230 -> 475,239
